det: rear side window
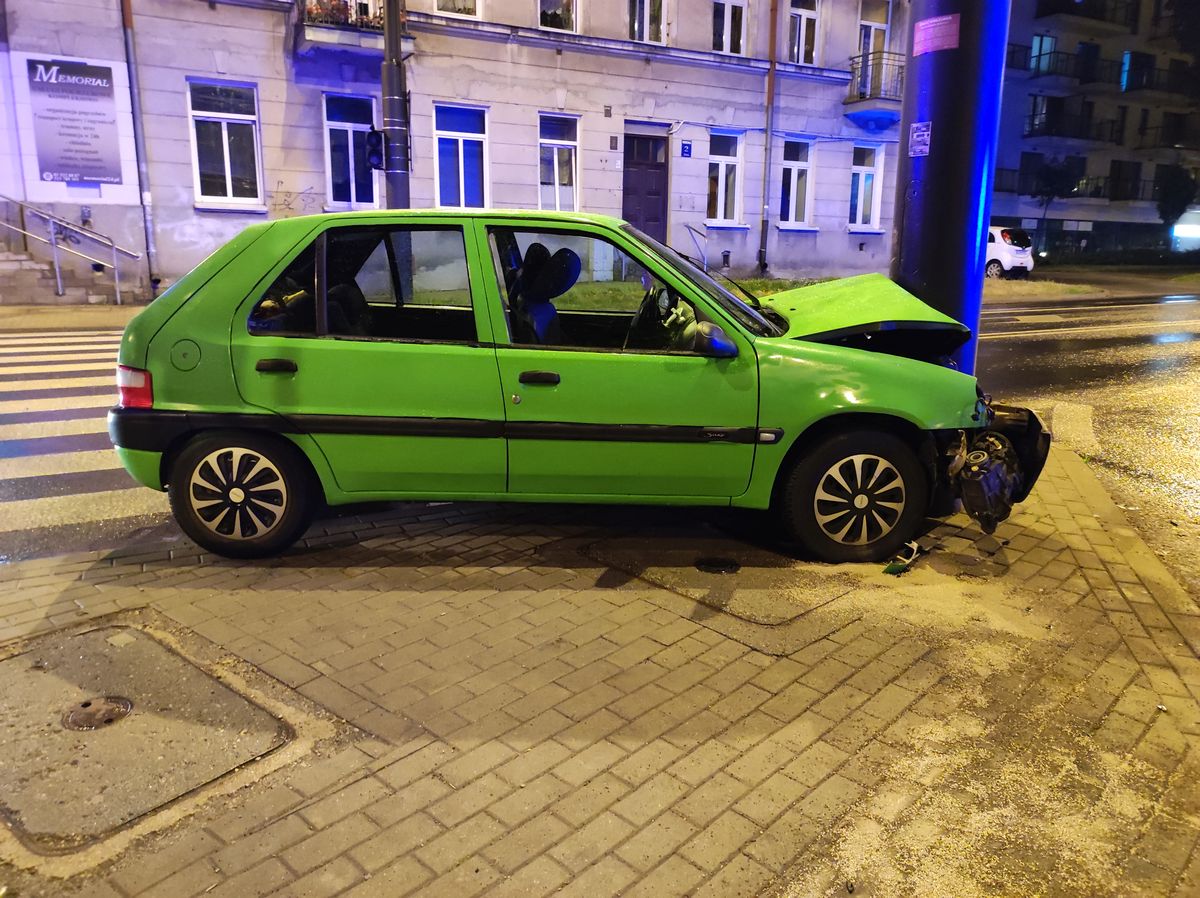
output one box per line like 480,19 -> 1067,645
248,243 -> 316,335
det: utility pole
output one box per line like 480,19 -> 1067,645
891,0 -> 1011,375
382,0 -> 411,208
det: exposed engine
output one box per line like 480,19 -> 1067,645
949,431 -> 1025,534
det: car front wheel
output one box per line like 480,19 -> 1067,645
167,432 -> 315,559
776,430 -> 929,563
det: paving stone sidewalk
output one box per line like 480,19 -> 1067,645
1,446 -> 1198,897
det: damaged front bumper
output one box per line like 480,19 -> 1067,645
944,403 -> 1052,534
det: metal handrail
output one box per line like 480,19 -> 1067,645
684,225 -> 708,271
0,193 -> 141,304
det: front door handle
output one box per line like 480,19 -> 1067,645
519,370 -> 560,386
256,358 -> 298,373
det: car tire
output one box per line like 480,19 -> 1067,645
984,260 -> 1005,279
775,430 -> 929,564
167,431 -> 316,559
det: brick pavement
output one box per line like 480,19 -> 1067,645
0,446 -> 1198,897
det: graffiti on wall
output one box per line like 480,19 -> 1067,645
268,180 -> 323,216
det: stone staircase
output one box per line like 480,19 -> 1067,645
0,251 -> 119,305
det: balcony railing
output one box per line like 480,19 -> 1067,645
1009,48 -> 1124,86
1137,124 -> 1200,150
1122,65 -> 1196,95
1007,43 -> 1032,72
1024,114 -> 1120,143
304,1 -> 382,31
1076,176 -> 1159,201
1035,0 -> 1140,30
847,52 -> 905,103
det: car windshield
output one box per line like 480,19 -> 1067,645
621,225 -> 782,337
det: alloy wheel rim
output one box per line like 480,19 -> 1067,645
189,447 -> 287,540
813,453 -> 905,546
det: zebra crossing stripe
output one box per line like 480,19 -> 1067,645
0,376 -> 113,394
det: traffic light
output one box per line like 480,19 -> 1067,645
365,128 -> 386,170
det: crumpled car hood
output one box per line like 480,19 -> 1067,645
760,273 -> 972,360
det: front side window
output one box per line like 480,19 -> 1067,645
849,145 -> 881,228
780,139 -> 813,225
789,0 -> 819,65
539,115 -> 579,212
188,81 -> 262,205
489,228 -> 703,353
713,1 -> 745,54
707,133 -> 741,223
324,94 -> 376,208
434,105 -> 487,209
437,0 -> 478,14
540,0 -> 575,31
630,0 -> 663,42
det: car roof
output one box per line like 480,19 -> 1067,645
267,209 -> 629,230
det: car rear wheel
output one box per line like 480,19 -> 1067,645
167,432 -> 315,559
776,430 -> 929,563
984,260 -> 1005,279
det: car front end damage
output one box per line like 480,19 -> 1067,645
940,400 -> 1051,534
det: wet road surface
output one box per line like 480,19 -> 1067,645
977,292 -> 1200,597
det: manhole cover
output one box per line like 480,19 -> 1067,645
61,696 -> 133,731
0,625 -> 292,854
695,556 -> 742,574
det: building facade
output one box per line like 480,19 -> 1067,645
994,0 -> 1200,254
0,0 -> 913,297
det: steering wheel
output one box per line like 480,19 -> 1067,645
624,287 -> 674,349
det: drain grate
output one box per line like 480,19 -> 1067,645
694,556 -> 742,574
62,696 -> 133,731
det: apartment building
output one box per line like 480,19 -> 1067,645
0,0 -> 911,295
994,0 -> 1200,254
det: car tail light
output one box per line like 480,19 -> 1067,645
117,365 -> 153,408
1001,229 -> 1015,246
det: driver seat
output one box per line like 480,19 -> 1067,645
511,246 -> 581,344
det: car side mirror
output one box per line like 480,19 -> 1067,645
695,322 -> 738,359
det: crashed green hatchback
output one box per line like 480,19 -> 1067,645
109,210 -> 1049,561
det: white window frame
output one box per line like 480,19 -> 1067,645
789,0 -> 820,66
186,79 -> 264,210
433,104 -> 490,210
322,94 -> 379,211
630,0 -> 665,43
539,0 -> 578,33
538,114 -> 580,213
780,138 -> 815,228
436,0 -> 481,17
713,1 -> 747,55
848,144 -> 884,231
707,131 -> 743,226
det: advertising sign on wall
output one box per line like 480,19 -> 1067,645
26,58 -> 123,184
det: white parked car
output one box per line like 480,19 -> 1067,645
985,226 -> 1035,279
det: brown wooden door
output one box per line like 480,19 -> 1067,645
622,135 -> 669,244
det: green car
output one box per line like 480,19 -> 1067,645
109,211 -> 1048,562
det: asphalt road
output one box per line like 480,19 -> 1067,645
977,291 -> 1200,597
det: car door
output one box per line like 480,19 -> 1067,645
230,218 -> 507,495
476,220 -> 759,499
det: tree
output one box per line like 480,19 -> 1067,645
1157,164 -> 1199,235
1025,159 -> 1079,252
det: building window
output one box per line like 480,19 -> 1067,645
707,133 -> 741,223
437,0 -> 478,14
849,145 -> 881,228
780,139 -> 813,225
323,95 -> 376,209
712,1 -> 745,55
188,81 -> 262,205
539,115 -> 579,212
630,0 -> 663,42
434,105 -> 487,209
789,0 -> 819,65
540,0 -> 575,31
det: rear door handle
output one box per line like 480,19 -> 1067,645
519,370 -> 560,386
256,358 -> 298,373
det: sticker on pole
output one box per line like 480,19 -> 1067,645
913,14 -> 960,56
910,121 -> 932,157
